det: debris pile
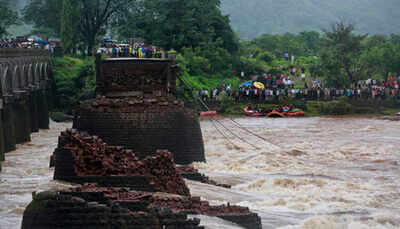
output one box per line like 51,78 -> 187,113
66,185 -> 250,215
54,129 -> 190,196
22,191 -> 203,229
23,57 -> 262,229
62,185 -> 262,229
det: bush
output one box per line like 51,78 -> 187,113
257,51 -> 274,63
53,56 -> 95,112
306,99 -> 352,115
238,57 -> 267,77
320,100 -> 352,115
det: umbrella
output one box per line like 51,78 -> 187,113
37,38 -> 49,45
29,35 -> 41,41
240,81 -> 253,87
253,82 -> 265,90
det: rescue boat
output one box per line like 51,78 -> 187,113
244,107 -> 265,117
267,110 -> 285,118
200,110 -> 218,117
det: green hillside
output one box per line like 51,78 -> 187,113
221,0 -> 400,39
8,0 -> 400,39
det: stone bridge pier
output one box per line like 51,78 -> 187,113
0,49 -> 53,171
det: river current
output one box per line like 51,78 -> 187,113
1,117 -> 400,229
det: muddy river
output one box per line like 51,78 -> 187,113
1,117 -> 400,229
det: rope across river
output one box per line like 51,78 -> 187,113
197,98 -> 260,149
177,74 -> 272,149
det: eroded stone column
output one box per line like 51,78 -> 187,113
14,92 -> 31,144
3,96 -> 16,153
37,90 -> 49,129
29,90 -> 39,133
0,98 -> 5,162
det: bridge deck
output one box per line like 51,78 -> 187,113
104,58 -> 169,62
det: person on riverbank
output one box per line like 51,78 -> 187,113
204,76 -> 399,104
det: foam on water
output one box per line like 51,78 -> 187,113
277,212 -> 400,229
0,121 -> 74,229
195,117 -> 400,228
1,117 -> 400,229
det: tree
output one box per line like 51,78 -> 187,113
379,42 -> 400,77
299,31 -> 323,56
389,34 -> 400,45
0,0 -> 19,37
360,36 -> 400,79
24,0 -> 137,55
117,0 -> 238,53
75,0 -> 137,55
320,21 -> 368,87
23,0 -> 63,35
249,32 -> 320,58
60,0 -> 80,54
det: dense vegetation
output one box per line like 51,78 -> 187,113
0,0 -> 19,37
114,0 -> 238,53
52,56 -> 95,114
179,22 -> 400,91
221,0 -> 400,40
2,0 -> 400,115
49,21 -> 400,113
21,0 -> 240,112
9,0 -> 400,40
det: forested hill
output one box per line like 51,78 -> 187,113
9,0 -> 400,40
221,0 -> 400,39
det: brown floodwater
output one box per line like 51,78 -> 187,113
193,116 -> 400,228
1,117 -> 400,229
0,122 -> 75,229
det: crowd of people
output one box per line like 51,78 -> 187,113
1,37 -> 165,58
0,37 -> 53,50
96,40 -> 165,58
198,76 -> 400,103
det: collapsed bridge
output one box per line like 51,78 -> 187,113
22,53 -> 262,229
73,55 -> 206,165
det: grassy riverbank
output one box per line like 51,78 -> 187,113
50,56 -> 399,119
211,97 -> 400,117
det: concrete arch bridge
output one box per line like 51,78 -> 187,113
0,49 -> 53,170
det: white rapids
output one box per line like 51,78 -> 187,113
1,117 -> 400,229
192,116 -> 400,229
0,121 -> 75,229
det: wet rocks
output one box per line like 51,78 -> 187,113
22,191 -> 202,229
49,112 -> 74,123
177,165 -> 231,189
28,117 -> 262,229
61,185 -> 262,229
22,186 -> 263,229
286,149 -> 306,157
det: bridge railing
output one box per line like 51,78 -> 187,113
0,48 -> 51,58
